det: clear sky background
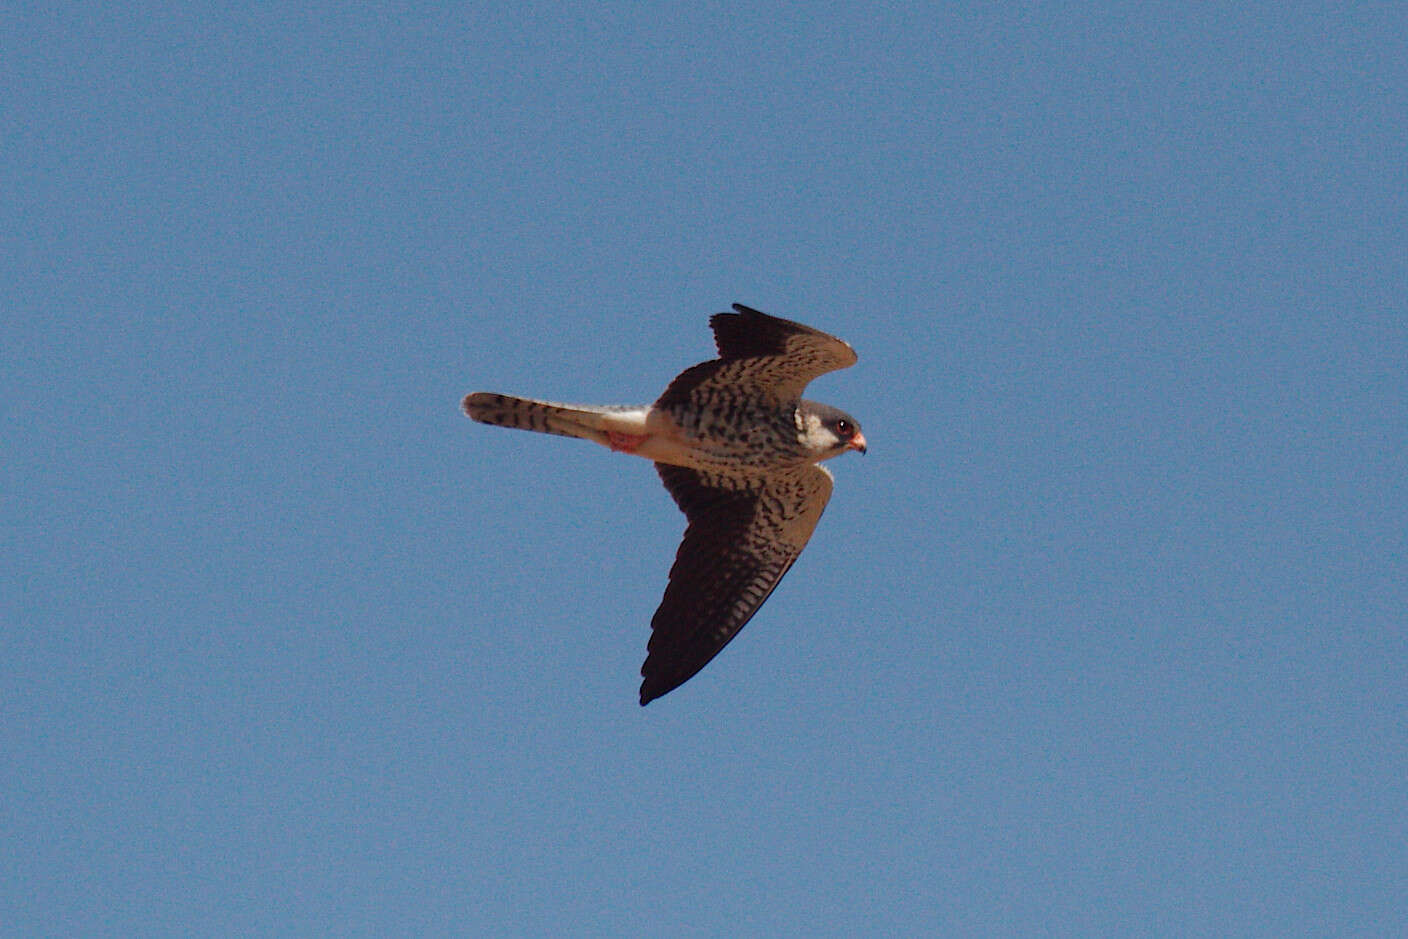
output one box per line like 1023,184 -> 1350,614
5,3 -> 1405,935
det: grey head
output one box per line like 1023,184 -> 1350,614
799,400 -> 867,460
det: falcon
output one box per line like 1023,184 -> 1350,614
462,304 -> 866,704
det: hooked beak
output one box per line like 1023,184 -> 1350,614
848,432 -> 868,455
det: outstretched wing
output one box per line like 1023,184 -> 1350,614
640,463 -> 834,704
655,304 -> 857,409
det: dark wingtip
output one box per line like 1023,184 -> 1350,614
639,672 -> 682,706
709,303 -> 764,334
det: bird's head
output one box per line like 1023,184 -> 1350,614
800,401 -> 867,459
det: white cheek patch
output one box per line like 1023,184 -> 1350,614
798,413 -> 840,453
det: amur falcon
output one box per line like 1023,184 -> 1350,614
462,304 -> 865,704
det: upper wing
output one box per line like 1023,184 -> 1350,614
640,462 -> 834,704
655,304 -> 858,409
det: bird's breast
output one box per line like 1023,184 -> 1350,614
653,400 -> 808,472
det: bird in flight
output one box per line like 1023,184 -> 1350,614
462,304 -> 866,704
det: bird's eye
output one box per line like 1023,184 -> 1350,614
835,419 -> 852,437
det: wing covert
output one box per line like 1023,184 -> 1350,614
655,304 -> 857,408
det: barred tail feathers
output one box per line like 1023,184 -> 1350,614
461,392 -> 646,445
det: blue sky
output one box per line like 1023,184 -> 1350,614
5,3 -> 1405,934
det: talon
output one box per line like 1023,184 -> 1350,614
608,431 -> 649,453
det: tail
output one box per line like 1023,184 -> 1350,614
461,392 -> 645,446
